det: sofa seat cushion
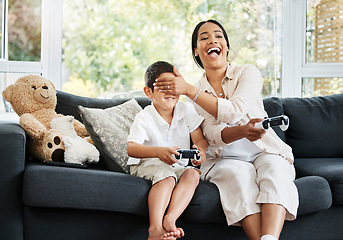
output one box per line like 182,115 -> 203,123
183,175 -> 332,223
295,158 -> 343,205
23,163 -> 332,223
23,163 -> 151,216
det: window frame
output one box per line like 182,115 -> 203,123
281,0 -> 343,97
3,0 -> 342,97
0,0 -> 62,89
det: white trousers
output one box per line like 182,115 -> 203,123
201,153 -> 299,226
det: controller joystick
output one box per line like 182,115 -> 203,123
255,115 -> 289,131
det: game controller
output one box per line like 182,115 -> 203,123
174,149 -> 201,161
255,115 -> 289,131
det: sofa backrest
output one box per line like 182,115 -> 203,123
57,90 -> 343,159
263,97 -> 286,142
281,93 -> 343,158
56,90 -> 151,122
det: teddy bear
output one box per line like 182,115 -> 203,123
2,74 -> 97,164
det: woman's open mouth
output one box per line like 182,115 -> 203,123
207,47 -> 221,58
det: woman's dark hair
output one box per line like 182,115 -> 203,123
191,19 -> 230,69
145,61 -> 174,91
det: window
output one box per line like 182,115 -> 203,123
282,0 -> 343,97
62,0 -> 283,99
4,0 -> 284,112
0,0 -> 62,113
8,0 -> 41,61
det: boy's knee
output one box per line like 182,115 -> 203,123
165,176 -> 177,184
156,176 -> 176,187
183,168 -> 200,183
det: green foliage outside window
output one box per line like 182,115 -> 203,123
8,0 -> 41,61
62,0 -> 282,97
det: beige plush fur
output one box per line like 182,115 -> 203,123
2,75 -> 91,162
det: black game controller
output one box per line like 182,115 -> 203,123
255,115 -> 289,131
174,149 -> 201,161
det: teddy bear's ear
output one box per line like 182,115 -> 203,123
2,84 -> 14,103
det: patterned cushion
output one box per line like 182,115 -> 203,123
78,99 -> 142,173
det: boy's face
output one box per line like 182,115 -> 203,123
144,72 -> 179,112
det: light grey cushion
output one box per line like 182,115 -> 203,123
78,99 -> 142,173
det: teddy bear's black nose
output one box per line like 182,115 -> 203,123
42,85 -> 48,90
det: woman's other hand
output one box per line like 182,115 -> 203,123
243,118 -> 266,142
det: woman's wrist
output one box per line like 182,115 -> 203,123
186,85 -> 200,100
221,125 -> 244,144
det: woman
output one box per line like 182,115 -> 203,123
153,19 -> 298,240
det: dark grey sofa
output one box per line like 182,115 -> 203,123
1,91 -> 343,240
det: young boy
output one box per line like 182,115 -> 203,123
127,61 -> 208,240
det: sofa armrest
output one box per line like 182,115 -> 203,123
0,122 -> 26,240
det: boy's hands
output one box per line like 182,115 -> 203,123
191,144 -> 207,166
155,146 -> 180,165
156,145 -> 206,166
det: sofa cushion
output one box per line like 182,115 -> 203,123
23,163 -> 151,216
23,163 -> 332,224
282,94 -> 343,158
79,99 -> 142,173
295,157 -> 343,205
183,175 -> 331,223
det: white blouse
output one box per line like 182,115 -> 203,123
192,63 -> 294,164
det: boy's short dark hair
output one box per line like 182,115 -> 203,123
145,61 -> 174,90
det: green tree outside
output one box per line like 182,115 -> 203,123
61,0 -> 282,97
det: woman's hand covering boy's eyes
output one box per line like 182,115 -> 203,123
154,67 -> 190,96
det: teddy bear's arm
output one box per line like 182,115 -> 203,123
72,119 -> 94,145
73,119 -> 89,138
56,113 -> 88,137
20,113 -> 47,139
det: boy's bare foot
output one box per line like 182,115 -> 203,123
161,228 -> 184,239
162,216 -> 185,238
148,226 -> 176,240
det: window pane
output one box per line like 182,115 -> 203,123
8,0 -> 41,61
302,77 -> 343,97
306,0 -> 343,63
62,0 -> 282,98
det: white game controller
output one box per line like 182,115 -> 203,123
255,115 -> 289,131
174,149 -> 201,161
